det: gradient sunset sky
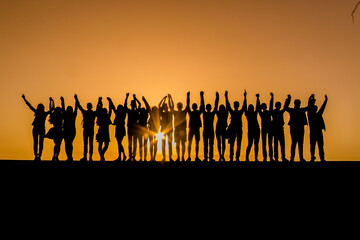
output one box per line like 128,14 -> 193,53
1,0 -> 360,160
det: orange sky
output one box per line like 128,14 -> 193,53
0,0 -> 360,160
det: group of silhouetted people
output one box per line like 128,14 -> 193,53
22,91 -> 328,163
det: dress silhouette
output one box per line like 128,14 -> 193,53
187,92 -> 202,162
126,94 -> 141,161
61,96 -> 78,161
159,96 -> 173,162
258,93 -> 273,162
285,95 -> 309,162
244,93 -> 260,162
143,97 -> 160,161
270,94 -> 289,162
108,94 -> 128,161
95,97 -> 112,161
169,93 -> 190,162
225,90 -> 246,162
200,91 -> 219,162
22,94 -> 54,161
215,98 -> 229,161
46,100 -> 64,161
307,94 -> 328,162
137,103 -> 149,161
75,95 -> 96,162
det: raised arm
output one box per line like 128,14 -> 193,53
256,94 -> 260,113
200,91 -> 205,113
107,97 -> 116,112
225,91 -> 232,112
158,96 -> 167,109
243,90 -> 248,113
96,97 -> 103,114
124,93 -> 129,110
214,91 -> 219,113
284,94 -> 291,112
60,96 -> 65,112
186,91 -> 190,112
73,97 -> 78,117
142,96 -> 151,112
22,94 -> 36,112
74,94 -> 85,113
269,92 -> 274,112
133,94 -> 141,109
49,97 -> 54,113
318,95 -> 328,115
168,94 -> 174,111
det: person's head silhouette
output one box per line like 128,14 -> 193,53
130,100 -> 137,109
177,102 -> 183,111
275,102 -> 281,110
162,103 -> 168,111
248,104 -> 255,113
234,101 -> 239,110
66,106 -> 73,114
313,105 -> 318,112
192,103 -> 198,111
294,99 -> 301,109
152,106 -> 159,114
37,104 -> 45,113
117,104 -> 124,112
219,104 -> 225,113
206,104 -> 212,112
87,103 -> 93,110
261,103 -> 267,111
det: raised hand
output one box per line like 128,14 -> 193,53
187,91 -> 190,96
126,93 -> 130,97
74,94 -> 78,99
270,92 -> 274,97
325,94 -> 328,100
216,91 -> 219,98
107,97 -> 111,101
200,91 -> 204,96
22,94 -> 25,99
244,90 -> 247,97
225,91 -> 228,97
256,93 -> 260,98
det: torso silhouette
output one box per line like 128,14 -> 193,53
216,110 -> 228,132
246,111 -> 260,131
33,111 -> 49,130
138,109 -> 148,128
229,110 -> 244,130
82,110 -> 96,130
259,110 -> 271,129
63,112 -> 76,135
203,111 -> 216,131
308,106 -> 326,131
189,110 -> 202,130
173,110 -> 187,130
149,113 -> 160,132
113,109 -> 126,127
160,110 -> 172,132
127,108 -> 139,129
288,108 -> 308,128
272,109 -> 285,129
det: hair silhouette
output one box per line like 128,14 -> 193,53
22,94 -> 54,161
225,90 -> 246,161
75,94 -> 96,162
307,94 -> 328,162
200,91 -> 219,162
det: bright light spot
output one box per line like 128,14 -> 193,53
156,128 -> 164,152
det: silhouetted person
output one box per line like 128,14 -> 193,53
126,94 -> 141,161
258,93 -> 273,162
46,101 -> 64,161
169,93 -> 190,162
270,93 -> 289,162
137,101 -> 149,161
225,90 -> 246,162
108,94 -> 128,161
159,95 -> 173,162
245,93 -> 260,162
215,98 -> 229,161
200,91 -> 219,162
22,94 -> 54,161
75,95 -> 96,162
143,97 -> 160,161
96,97 -> 112,161
307,94 -> 328,162
61,96 -> 78,161
187,92 -> 202,162
285,95 -> 309,162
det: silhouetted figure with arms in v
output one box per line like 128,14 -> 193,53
270,93 -> 289,162
108,94 -> 128,161
159,95 -> 173,162
75,95 -> 96,162
225,90 -> 246,162
46,98 -> 64,161
215,94 -> 229,161
96,97 -> 112,161
169,93 -> 190,162
200,91 -> 219,162
258,93 -> 273,162
285,95 -> 309,162
137,98 -> 149,161
244,92 -> 260,162
61,96 -> 78,161
143,96 -> 160,161
126,94 -> 140,161
22,94 -> 54,161
187,92 -> 202,162
307,94 -> 328,162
